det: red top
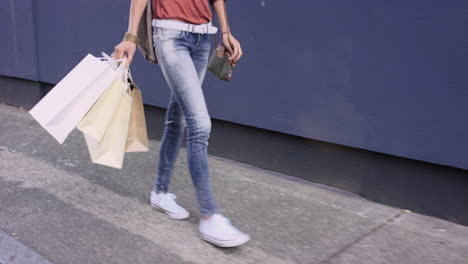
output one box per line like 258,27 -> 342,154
152,0 -> 218,25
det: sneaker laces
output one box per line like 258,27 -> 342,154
217,215 -> 242,236
166,193 -> 177,200
163,193 -> 182,210
220,215 -> 232,226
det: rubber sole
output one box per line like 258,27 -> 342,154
200,232 -> 251,247
150,202 -> 189,220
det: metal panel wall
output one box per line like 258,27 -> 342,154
0,0 -> 39,80
1,0 -> 468,170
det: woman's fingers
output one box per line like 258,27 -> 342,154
230,43 -> 238,61
226,43 -> 236,60
126,44 -> 137,66
224,34 -> 242,63
232,42 -> 242,62
234,45 -> 243,62
111,41 -> 137,66
113,46 -> 124,59
126,54 -> 133,66
226,43 -> 234,60
126,50 -> 135,66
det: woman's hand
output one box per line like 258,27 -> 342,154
222,32 -> 242,66
112,0 -> 147,65
111,40 -> 137,66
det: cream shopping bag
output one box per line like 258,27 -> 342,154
125,77 -> 149,152
77,59 -> 130,143
82,65 -> 133,169
83,90 -> 133,169
29,53 -> 120,144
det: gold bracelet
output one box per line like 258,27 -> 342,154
123,32 -> 139,45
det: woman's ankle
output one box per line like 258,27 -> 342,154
201,212 -> 218,221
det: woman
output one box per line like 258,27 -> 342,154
111,0 -> 249,247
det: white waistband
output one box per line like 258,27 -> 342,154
152,19 -> 218,34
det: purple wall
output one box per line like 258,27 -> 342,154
1,0 -> 468,170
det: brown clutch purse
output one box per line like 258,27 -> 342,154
208,43 -> 233,81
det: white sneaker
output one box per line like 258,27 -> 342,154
150,191 -> 189,220
199,214 -> 250,247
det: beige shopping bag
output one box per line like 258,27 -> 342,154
77,59 -> 129,142
125,82 -> 149,152
77,78 -> 127,142
83,89 -> 133,169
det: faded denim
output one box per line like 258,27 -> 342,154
152,25 -> 219,217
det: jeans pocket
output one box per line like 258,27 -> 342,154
159,28 -> 185,40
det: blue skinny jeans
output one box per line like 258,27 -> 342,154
152,25 -> 219,218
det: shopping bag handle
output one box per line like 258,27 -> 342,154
99,52 -> 126,70
99,51 -> 120,62
100,51 -> 133,94
100,51 -> 135,86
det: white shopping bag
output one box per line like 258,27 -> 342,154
29,53 -> 119,144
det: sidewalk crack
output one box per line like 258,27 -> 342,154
318,210 -> 408,264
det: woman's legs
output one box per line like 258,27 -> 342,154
153,27 -> 218,218
154,93 -> 186,194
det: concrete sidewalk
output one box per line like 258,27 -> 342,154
0,102 -> 467,264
